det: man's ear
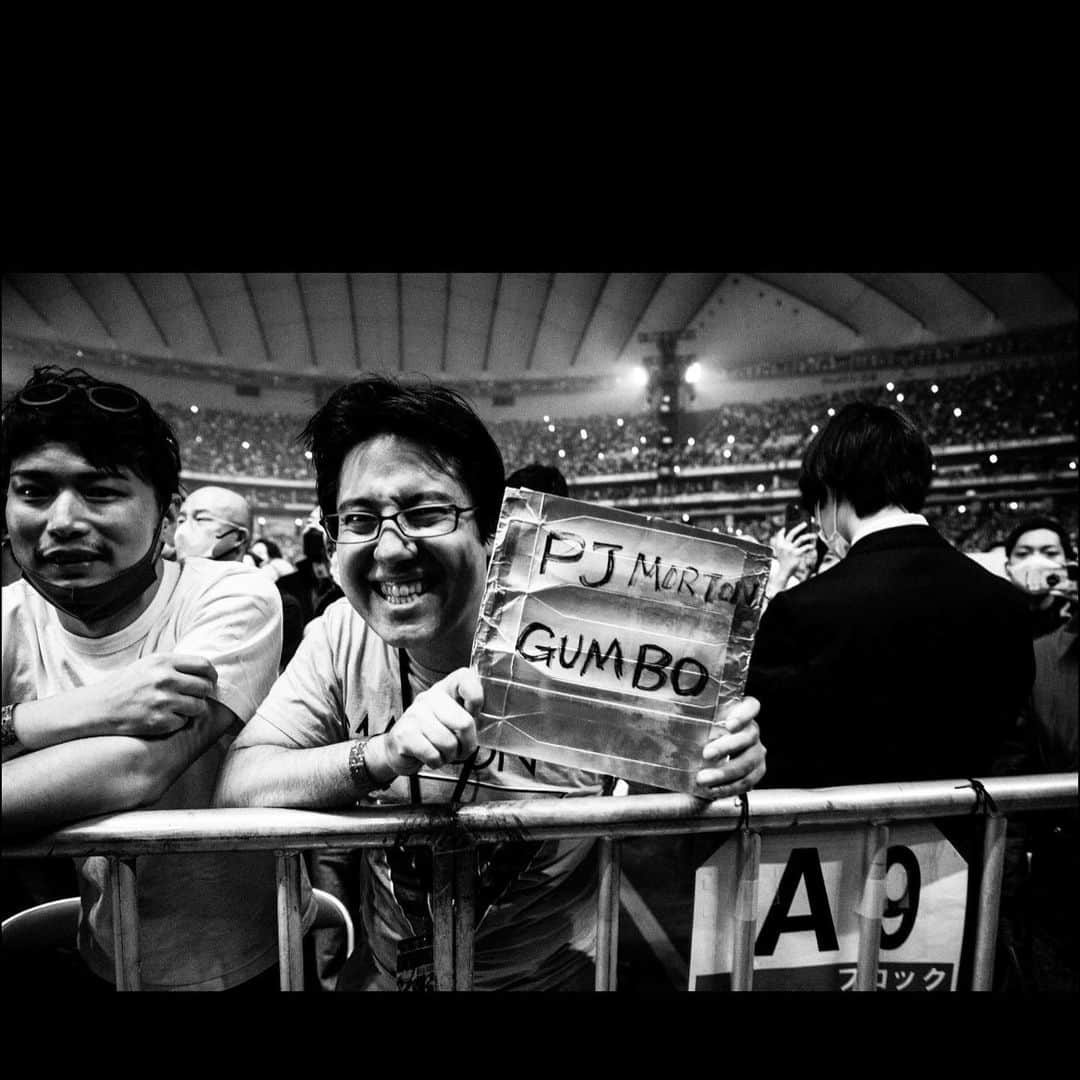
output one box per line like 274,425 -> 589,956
165,492 -> 182,528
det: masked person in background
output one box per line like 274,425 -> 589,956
173,485 -> 252,563
2,366 -> 305,991
1003,516 -> 1078,639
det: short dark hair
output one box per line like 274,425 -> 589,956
300,375 -> 505,543
798,402 -> 933,517
2,365 -> 181,517
255,537 -> 283,560
1003,516 -> 1075,561
505,462 -> 569,498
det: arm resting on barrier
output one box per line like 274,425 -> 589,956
1,699 -> 237,837
2,653 -> 220,763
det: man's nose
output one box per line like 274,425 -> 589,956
371,519 -> 415,561
45,490 -> 91,535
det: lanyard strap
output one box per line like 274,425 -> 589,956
398,649 -> 477,807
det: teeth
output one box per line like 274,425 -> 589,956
381,580 -> 425,604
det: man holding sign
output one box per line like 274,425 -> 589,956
214,375 -> 766,991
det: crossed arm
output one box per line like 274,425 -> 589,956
2,654 -> 234,837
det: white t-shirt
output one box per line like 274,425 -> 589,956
249,597 -> 605,990
3,557 -> 312,990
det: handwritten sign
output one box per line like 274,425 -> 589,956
470,487 -> 771,794
689,823 -> 968,991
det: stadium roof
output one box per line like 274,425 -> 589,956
3,272 -> 1076,386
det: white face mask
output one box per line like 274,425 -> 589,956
816,501 -> 850,561
173,518 -> 247,562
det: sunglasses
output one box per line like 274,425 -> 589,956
18,381 -> 142,414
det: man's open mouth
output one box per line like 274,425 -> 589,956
373,578 -> 428,606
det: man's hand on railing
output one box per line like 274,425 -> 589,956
695,696 -> 766,799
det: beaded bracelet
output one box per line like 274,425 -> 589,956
348,737 -> 390,794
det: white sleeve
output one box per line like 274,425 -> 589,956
243,608 -> 354,749
173,571 -> 283,724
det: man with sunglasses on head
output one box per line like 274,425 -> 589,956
2,366 -> 305,991
214,374 -> 766,991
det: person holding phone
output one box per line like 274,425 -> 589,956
764,505 -> 823,602
1003,516 -> 1078,638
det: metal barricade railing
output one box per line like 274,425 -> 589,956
3,772 -> 1076,991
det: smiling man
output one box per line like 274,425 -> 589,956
1,365 -> 299,991
214,374 -> 767,991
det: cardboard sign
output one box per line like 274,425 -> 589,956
689,822 -> 969,991
470,487 -> 771,793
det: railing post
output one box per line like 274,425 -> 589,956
595,837 -> 622,991
855,824 -> 889,991
109,856 -> 140,991
454,843 -> 476,991
275,852 -> 305,991
432,845 -> 456,991
730,829 -> 761,991
971,813 -> 1008,991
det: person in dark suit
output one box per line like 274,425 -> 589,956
744,402 -> 1036,990
746,402 -> 1034,788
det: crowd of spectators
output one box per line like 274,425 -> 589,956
149,363 -> 1076,489
724,322 -> 1076,381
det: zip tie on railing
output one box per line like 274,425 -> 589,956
956,778 -> 999,816
738,792 -> 752,832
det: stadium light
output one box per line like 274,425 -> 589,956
258,517 -> 266,525
241,441 -> 251,450
304,450 -> 313,460
685,361 -> 702,384
810,424 -> 819,434
958,505 -> 967,514
682,513 -> 691,523
886,382 -> 895,392
640,436 -> 647,445
726,434 -> 735,445
631,365 -> 649,388
190,405 -> 199,414
988,454 -> 998,464
673,465 -> 681,474
1009,501 -> 1019,510
953,408 -> 962,418
580,428 -> 588,440
827,407 -> 836,417
547,424 -> 556,433
896,393 -> 905,403
723,449 -> 732,459
557,449 -> 566,459
687,437 -> 695,446
631,446 -> 639,455
616,417 -> 624,427
931,384 -> 939,393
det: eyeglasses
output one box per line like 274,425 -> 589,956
322,504 -> 476,544
18,381 -> 141,414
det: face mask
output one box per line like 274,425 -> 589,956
174,519 -> 246,561
18,519 -> 165,625
817,502 -> 850,561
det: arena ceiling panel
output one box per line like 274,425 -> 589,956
2,272 -> 1076,385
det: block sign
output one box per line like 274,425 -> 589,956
470,487 -> 772,794
689,822 -> 969,991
